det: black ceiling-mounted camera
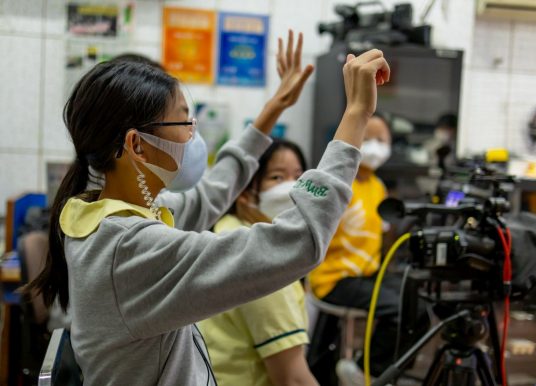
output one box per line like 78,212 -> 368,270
318,1 -> 431,48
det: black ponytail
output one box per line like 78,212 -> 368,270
24,60 -> 177,310
26,159 -> 89,310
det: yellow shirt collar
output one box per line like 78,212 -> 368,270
60,197 -> 174,238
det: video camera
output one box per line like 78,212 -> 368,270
372,166 -> 536,386
318,1 -> 431,48
379,166 -> 520,299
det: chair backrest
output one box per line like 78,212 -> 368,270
307,293 -> 368,319
18,231 -> 49,324
38,329 -> 82,386
5,193 -> 47,252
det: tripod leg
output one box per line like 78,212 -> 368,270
488,305 -> 503,383
443,350 -> 478,386
475,348 -> 497,386
423,345 -> 449,386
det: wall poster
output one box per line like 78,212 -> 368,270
217,12 -> 269,87
162,7 -> 216,84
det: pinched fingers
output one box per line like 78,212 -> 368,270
362,56 -> 390,85
353,48 -> 384,65
345,50 -> 390,85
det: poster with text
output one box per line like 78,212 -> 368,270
67,3 -> 119,36
217,12 -> 269,87
162,7 -> 216,84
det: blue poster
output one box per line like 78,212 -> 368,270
217,12 -> 269,87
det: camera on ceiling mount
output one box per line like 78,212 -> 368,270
318,1 -> 431,48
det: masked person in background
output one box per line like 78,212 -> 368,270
308,115 -> 429,385
424,113 -> 458,170
199,139 -> 319,386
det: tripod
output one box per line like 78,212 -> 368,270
371,265 -> 505,386
421,306 -> 497,386
372,305 -> 502,386
423,343 -> 495,385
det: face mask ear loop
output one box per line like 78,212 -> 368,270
124,145 -> 162,221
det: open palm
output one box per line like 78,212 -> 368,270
273,30 -> 314,108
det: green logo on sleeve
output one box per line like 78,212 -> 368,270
294,179 -> 329,197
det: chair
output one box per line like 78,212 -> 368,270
38,329 -> 82,386
307,293 -> 368,361
18,231 -> 51,383
306,285 -> 369,386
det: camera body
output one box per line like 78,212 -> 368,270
318,1 -> 431,47
409,228 -> 496,271
379,165 -> 518,302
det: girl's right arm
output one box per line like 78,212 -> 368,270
109,50 -> 390,339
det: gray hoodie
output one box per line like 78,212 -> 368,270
60,125 -> 360,385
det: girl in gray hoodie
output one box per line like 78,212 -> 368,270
26,31 -> 390,385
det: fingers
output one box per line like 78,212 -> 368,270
286,29 -> 294,70
293,32 -> 303,69
293,64 -> 315,95
346,49 -> 390,85
277,37 -> 286,77
300,64 -> 315,84
365,57 -> 390,84
354,48 -> 384,65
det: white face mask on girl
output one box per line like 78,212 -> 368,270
258,180 -> 296,219
360,139 -> 391,171
137,131 -> 188,187
167,131 -> 208,192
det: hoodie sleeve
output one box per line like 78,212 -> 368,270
112,140 -> 360,339
155,124 -> 272,232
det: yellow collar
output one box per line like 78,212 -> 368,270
60,197 -> 174,238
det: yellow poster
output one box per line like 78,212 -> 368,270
162,7 -> 216,84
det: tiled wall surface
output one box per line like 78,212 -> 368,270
0,0 -> 535,215
462,18 -> 536,157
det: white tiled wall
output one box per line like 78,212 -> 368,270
0,0 -> 535,216
461,17 -> 536,157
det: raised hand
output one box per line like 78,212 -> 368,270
253,30 -> 314,135
273,30 -> 315,108
333,49 -> 390,148
343,49 -> 390,118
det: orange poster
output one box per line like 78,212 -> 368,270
162,7 -> 216,84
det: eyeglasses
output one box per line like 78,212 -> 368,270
139,117 -> 197,134
115,118 -> 197,158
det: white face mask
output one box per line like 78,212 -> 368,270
258,180 -> 296,219
167,131 -> 208,192
360,139 -> 391,170
138,132 -> 188,187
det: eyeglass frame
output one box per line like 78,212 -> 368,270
115,118 -> 197,158
138,117 -> 197,132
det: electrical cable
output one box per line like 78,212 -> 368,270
496,226 -> 512,386
394,264 -> 411,364
364,233 -> 411,386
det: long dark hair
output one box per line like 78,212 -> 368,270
24,61 -> 178,311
